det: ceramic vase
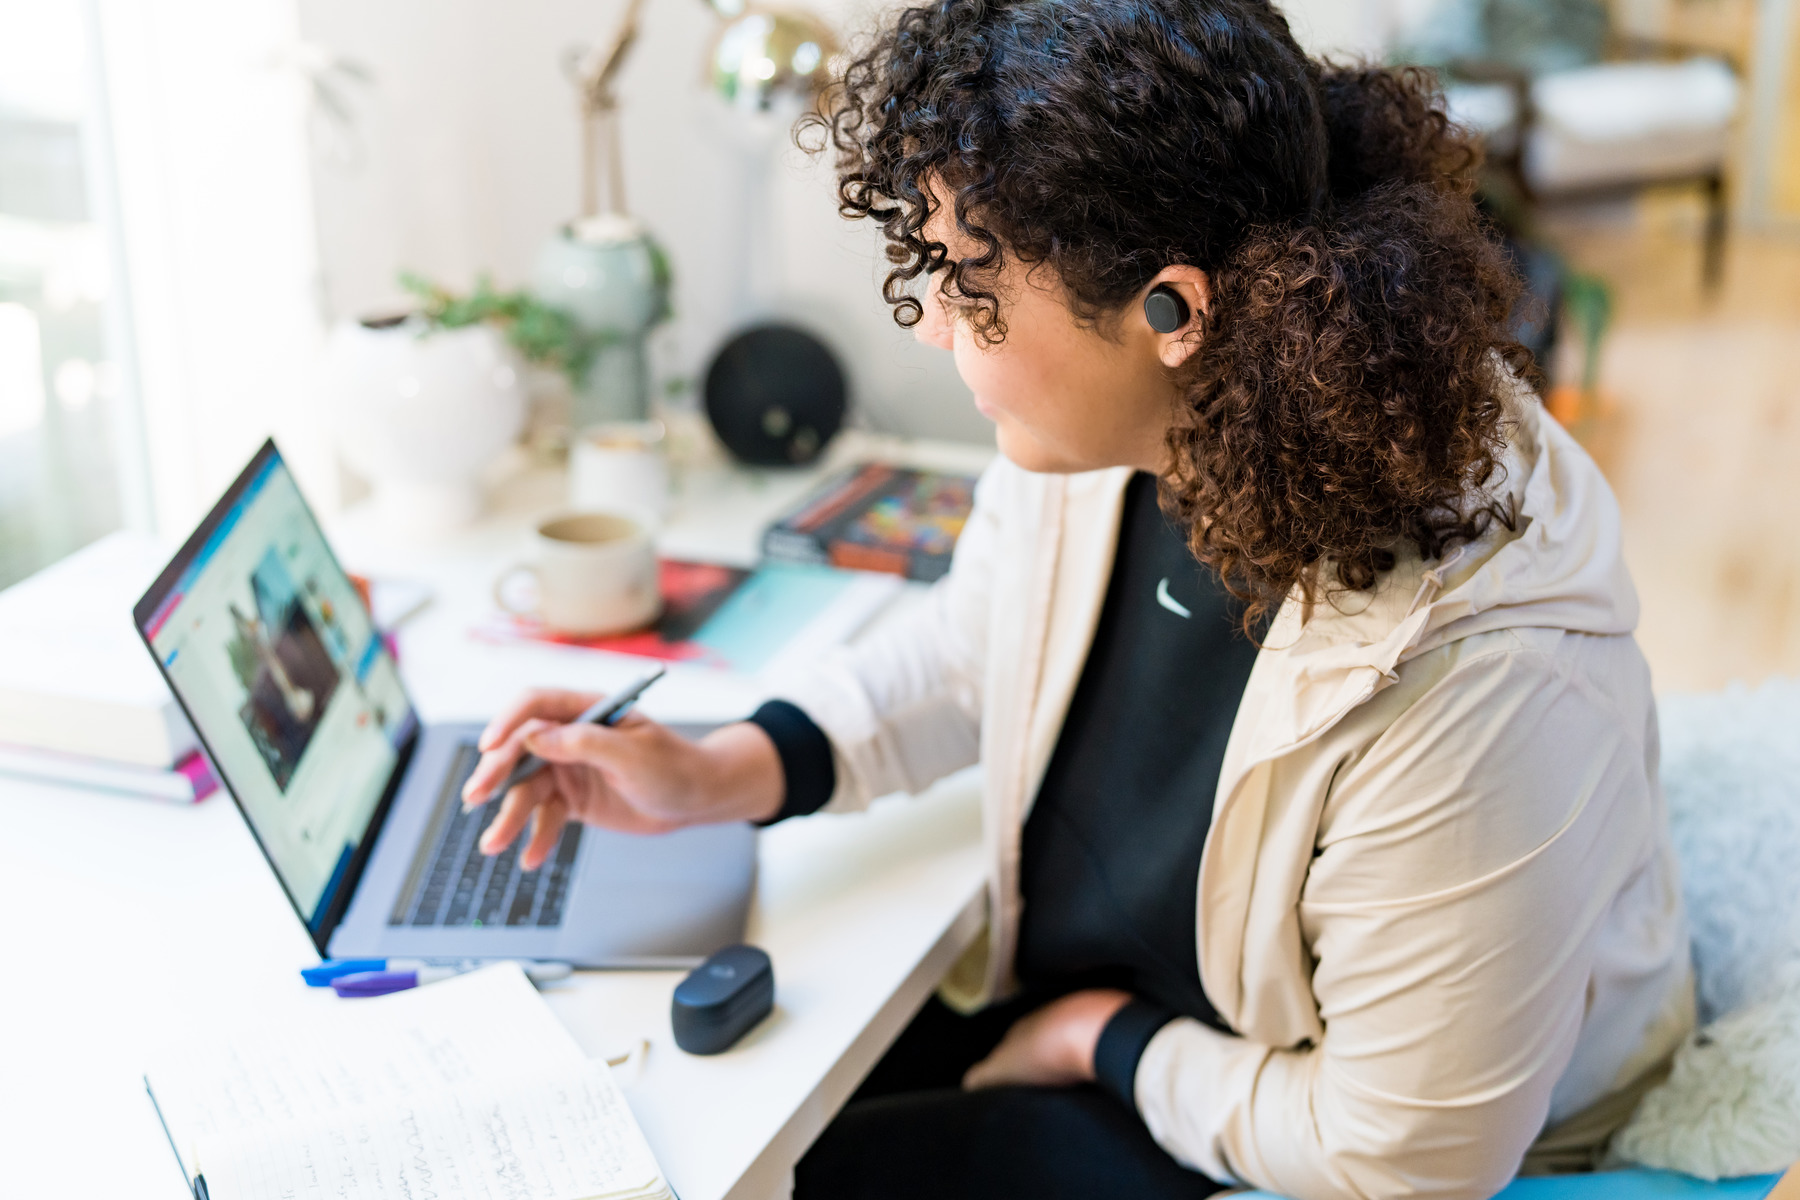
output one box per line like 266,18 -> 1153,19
320,315 -> 526,534
531,215 -> 670,427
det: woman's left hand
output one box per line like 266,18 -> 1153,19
962,989 -> 1133,1090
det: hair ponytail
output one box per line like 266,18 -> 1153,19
1314,64 -> 1482,203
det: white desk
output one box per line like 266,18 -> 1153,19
0,432 -> 996,1200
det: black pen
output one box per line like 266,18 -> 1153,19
479,666 -> 667,802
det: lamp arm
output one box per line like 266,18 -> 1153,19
575,0 -> 646,114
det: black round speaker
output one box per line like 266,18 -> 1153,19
703,324 -> 847,466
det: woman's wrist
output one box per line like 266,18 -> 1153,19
695,721 -> 786,825
1057,989 -> 1134,1080
960,987 -> 1134,1092
1092,997 -> 1178,1107
745,700 -> 835,821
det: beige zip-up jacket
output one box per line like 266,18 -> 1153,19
776,398 -> 1693,1200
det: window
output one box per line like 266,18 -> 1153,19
0,0 -> 146,588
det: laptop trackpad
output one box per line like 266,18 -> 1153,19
558,820 -> 757,965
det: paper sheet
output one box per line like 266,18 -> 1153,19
197,1059 -> 668,1200
145,964 -> 665,1198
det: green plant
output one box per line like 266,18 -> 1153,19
399,273 -> 614,385
1562,271 -> 1614,397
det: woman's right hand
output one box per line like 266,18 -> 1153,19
460,688 -> 786,870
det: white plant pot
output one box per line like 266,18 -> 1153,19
320,316 -> 526,535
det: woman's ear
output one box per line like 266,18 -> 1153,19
914,269 -> 957,351
1143,266 -> 1210,368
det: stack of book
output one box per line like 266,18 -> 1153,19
0,532 -> 218,803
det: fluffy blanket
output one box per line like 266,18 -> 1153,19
1612,678 -> 1800,1179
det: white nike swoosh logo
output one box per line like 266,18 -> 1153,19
1156,577 -> 1192,619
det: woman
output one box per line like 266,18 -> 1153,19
463,2 -> 1692,1196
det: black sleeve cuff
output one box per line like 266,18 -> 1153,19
747,700 -> 837,825
1094,998 -> 1177,1111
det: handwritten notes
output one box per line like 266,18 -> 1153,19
145,965 -> 670,1200
197,1061 -> 664,1200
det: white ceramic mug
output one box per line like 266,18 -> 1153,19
569,419 -> 669,526
495,512 -> 661,636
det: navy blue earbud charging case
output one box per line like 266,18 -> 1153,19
672,944 -> 774,1055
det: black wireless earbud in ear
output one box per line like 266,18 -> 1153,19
1143,284 -> 1189,334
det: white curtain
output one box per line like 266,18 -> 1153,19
91,0 -> 335,537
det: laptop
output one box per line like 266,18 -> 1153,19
133,440 -> 756,967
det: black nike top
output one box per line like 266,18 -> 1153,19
750,471 -> 1261,1110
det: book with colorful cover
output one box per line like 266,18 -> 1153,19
1238,1171 -> 1784,1200
761,463 -> 978,583
477,559 -> 903,676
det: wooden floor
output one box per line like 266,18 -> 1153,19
1541,194 -> 1800,694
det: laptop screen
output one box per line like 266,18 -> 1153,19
137,444 -> 416,932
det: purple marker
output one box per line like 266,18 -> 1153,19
331,967 -> 451,997
329,961 -> 572,997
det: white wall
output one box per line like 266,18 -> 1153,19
292,0 -> 1447,456
295,0 -> 990,446
1277,0 -> 1396,58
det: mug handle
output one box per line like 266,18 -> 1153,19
494,564 -> 541,618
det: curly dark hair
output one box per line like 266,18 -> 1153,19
803,0 -> 1532,631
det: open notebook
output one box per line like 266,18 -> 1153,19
144,964 -> 670,1200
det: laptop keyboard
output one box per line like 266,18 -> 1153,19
388,743 -> 583,929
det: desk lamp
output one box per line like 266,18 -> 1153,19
530,0 -> 838,431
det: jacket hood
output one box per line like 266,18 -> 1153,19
1256,394 -> 1639,748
